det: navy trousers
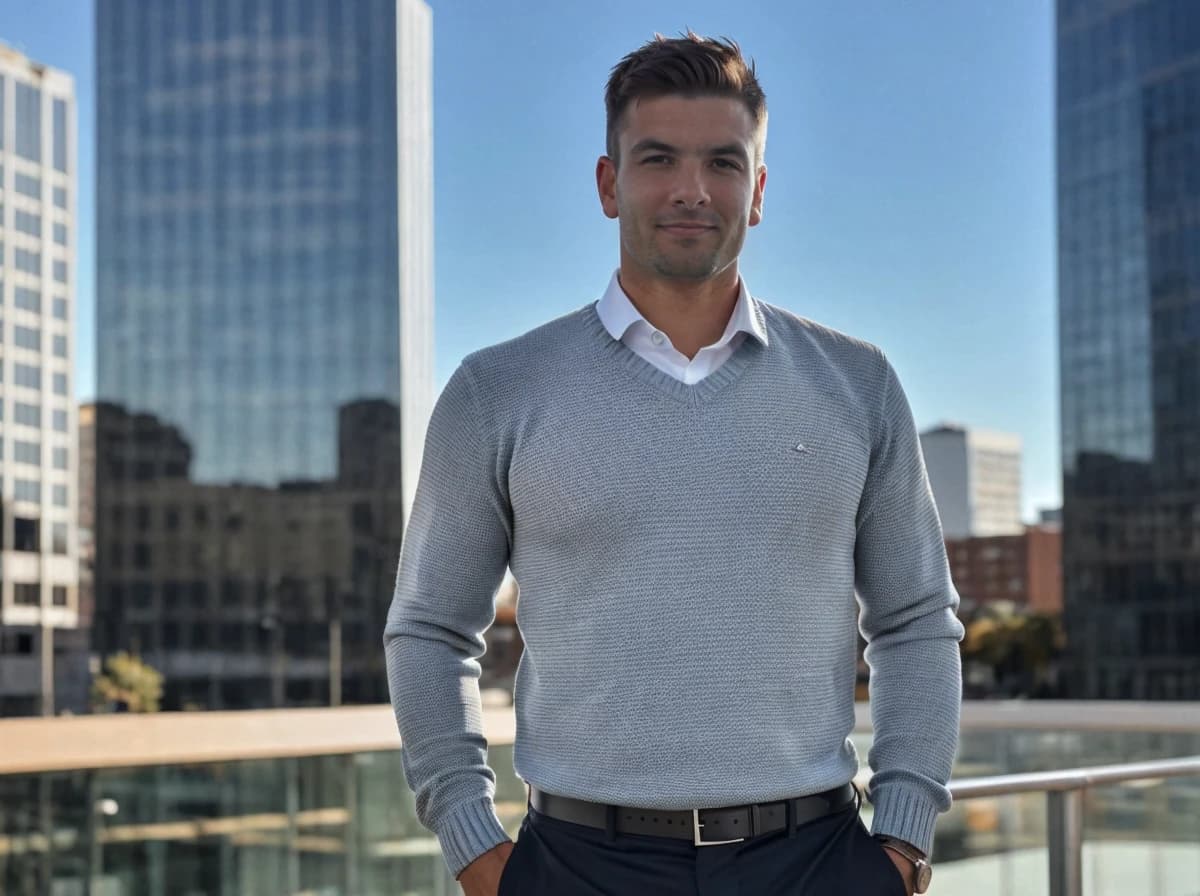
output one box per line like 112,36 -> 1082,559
496,795 -> 909,895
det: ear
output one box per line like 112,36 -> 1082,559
596,156 -> 619,220
749,163 -> 767,227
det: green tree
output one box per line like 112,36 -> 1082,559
91,651 -> 164,713
961,603 -> 1064,697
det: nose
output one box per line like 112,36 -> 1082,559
668,160 -> 710,209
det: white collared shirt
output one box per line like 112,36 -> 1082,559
594,271 -> 768,385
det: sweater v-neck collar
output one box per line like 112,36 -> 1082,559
581,301 -> 767,406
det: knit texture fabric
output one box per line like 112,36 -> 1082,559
384,299 -> 964,876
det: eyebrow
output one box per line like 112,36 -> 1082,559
629,139 -> 750,163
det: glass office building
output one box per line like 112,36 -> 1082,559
1057,0 -> 1200,698
95,0 -> 434,709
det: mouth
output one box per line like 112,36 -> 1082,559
657,223 -> 717,236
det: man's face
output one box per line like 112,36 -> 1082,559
597,94 -> 766,283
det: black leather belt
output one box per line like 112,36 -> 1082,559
529,782 -> 857,846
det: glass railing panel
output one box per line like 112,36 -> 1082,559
955,729 -> 1200,776
921,793 -> 1050,896
1080,776 -> 1200,896
2,724 -> 1198,895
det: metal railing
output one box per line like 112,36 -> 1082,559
947,755 -> 1200,896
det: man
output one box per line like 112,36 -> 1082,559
385,31 -> 963,896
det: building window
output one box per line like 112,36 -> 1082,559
53,298 -> 68,320
14,583 -> 40,606
14,172 -> 41,199
53,409 -> 68,432
15,326 -> 41,351
15,479 -> 40,503
52,260 -> 68,283
53,187 -> 67,210
14,440 -> 41,465
52,484 -> 68,508
52,446 -> 68,469
15,403 -> 41,427
14,364 -> 41,391
52,372 -> 68,396
15,82 -> 42,162
14,250 -> 41,277
15,287 -> 41,313
14,517 -> 40,552
52,522 -> 68,554
53,223 -> 68,246
53,98 -> 68,173
130,583 -> 153,609
53,334 -> 68,358
52,586 -> 68,606
14,210 -> 41,237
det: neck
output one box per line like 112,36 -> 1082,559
617,262 -> 741,360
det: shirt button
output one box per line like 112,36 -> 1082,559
651,331 -> 666,346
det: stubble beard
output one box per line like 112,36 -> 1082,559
627,221 -> 732,283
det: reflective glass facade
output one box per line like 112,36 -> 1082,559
95,0 -> 434,709
1057,0 -> 1200,697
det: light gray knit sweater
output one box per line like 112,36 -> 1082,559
384,298 -> 964,876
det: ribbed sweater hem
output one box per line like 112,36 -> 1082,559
435,798 -> 511,878
869,785 -> 942,857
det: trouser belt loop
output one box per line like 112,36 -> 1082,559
604,804 -> 617,842
786,797 -> 796,838
749,803 -> 761,838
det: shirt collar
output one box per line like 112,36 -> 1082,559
595,270 -> 769,348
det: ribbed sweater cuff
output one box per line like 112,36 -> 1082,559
436,798 -> 512,879
868,786 -> 941,857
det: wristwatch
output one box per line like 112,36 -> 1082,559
874,835 -> 933,894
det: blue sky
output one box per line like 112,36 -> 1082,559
0,0 -> 1059,521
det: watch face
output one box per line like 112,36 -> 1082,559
916,864 -> 933,892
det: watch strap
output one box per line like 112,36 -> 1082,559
875,835 -> 927,864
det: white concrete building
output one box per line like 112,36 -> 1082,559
0,44 -> 80,716
920,423 -> 1022,538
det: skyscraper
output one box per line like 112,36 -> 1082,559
95,0 -> 434,709
919,423 -> 1023,538
0,44 -> 82,717
1057,0 -> 1200,698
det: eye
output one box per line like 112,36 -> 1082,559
642,155 -> 671,165
713,158 -> 741,170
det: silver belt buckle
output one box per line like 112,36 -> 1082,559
692,809 -> 745,846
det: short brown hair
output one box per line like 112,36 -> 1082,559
605,31 -> 767,165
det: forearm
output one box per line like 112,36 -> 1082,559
384,616 -> 511,876
863,607 -> 962,854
